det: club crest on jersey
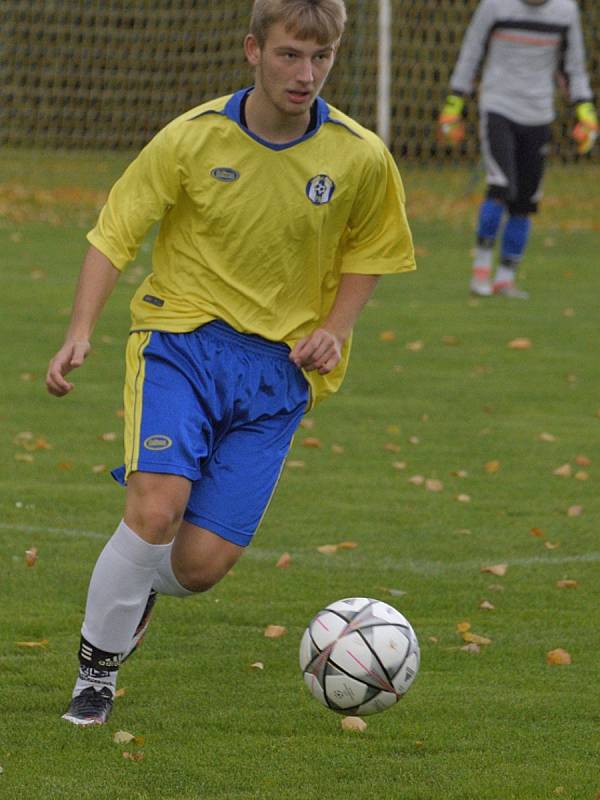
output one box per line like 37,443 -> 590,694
144,435 -> 173,451
210,166 -> 240,183
306,174 -> 336,205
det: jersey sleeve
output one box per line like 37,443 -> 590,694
87,124 -> 181,270
563,5 -> 593,104
340,145 -> 415,276
449,0 -> 496,96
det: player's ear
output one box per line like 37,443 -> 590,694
244,34 -> 261,67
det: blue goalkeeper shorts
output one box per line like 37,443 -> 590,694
112,321 -> 309,547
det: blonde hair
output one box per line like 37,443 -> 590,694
249,0 -> 347,47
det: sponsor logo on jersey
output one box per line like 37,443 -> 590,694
210,166 -> 240,183
306,174 -> 336,205
142,294 -> 165,307
143,435 -> 173,451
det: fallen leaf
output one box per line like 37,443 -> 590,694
341,716 -> 368,732
275,552 -> 292,568
299,418 -> 315,429
30,268 -> 47,280
441,335 -> 460,346
301,437 -> 322,448
57,461 -> 74,470
114,688 -> 126,698
574,471 -> 589,481
462,632 -> 492,645
556,580 -> 577,589
456,494 -> 471,503
122,752 -> 144,762
250,661 -> 264,670
428,636 -> 438,644
25,547 -> 38,567
408,436 -> 420,445
391,461 -> 407,471
425,479 -> 443,492
575,454 -> 591,466
317,544 -> 338,554
539,432 -> 557,442
286,460 -> 305,469
546,648 -> 571,665
406,340 -> 424,352
451,469 -> 469,478
379,330 -> 396,342
113,731 -> 135,744
337,541 -> 359,550
530,527 -> 545,538
544,541 -> 560,550
91,464 -> 107,474
408,475 -> 425,486
15,452 -> 34,463
553,463 -> 572,477
331,444 -> 345,454
384,442 -> 401,453
479,600 -> 495,610
16,640 -> 49,649
456,621 -> 471,633
115,408 -> 125,418
15,431 -> 34,445
566,373 -> 577,384
461,643 -> 481,654
99,432 -> 117,442
480,564 -> 508,576
20,372 -> 36,382
263,625 -> 287,639
566,505 -> 583,517
507,337 -> 532,350
386,424 -> 400,434
484,460 -> 500,474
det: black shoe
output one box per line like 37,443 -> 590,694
62,686 -> 114,726
120,590 -> 158,664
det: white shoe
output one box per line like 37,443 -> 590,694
493,281 -> 529,299
470,267 -> 493,297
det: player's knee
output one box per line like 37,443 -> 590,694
125,504 -> 185,543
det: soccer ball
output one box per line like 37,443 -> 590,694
299,597 -> 420,716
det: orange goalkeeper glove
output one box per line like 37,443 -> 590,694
438,94 -> 465,145
572,102 -> 598,155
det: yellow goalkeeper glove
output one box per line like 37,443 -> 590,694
572,102 -> 598,155
438,94 -> 465,145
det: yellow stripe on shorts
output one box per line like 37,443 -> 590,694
123,331 -> 152,479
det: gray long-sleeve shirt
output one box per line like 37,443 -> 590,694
450,0 -> 593,125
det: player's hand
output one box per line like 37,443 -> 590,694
572,102 -> 598,155
289,328 -> 343,375
46,339 -> 91,396
438,94 -> 465,145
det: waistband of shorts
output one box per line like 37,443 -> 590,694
200,320 -> 292,360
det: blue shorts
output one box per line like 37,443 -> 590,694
112,321 -> 309,547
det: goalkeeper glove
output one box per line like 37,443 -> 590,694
572,102 -> 598,155
438,94 -> 466,145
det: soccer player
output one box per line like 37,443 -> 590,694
439,0 -> 597,298
45,0 -> 416,726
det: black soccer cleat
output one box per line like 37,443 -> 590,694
120,590 -> 158,664
62,686 -> 114,726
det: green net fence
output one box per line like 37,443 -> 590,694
2,0 -> 598,162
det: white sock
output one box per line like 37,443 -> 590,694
473,245 -> 493,273
152,543 -> 194,597
81,520 -> 171,654
494,265 -> 516,286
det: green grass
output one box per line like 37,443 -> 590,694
1,150 -> 600,799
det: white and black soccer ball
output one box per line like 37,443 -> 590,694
299,597 -> 420,716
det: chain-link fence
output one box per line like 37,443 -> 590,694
1,0 -> 598,162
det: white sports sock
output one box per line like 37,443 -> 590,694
494,265 -> 516,286
81,520 -> 171,654
473,245 -> 493,272
152,543 -> 194,597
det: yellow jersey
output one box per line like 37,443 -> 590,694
87,89 -> 416,404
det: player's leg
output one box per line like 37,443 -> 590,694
494,123 -> 551,298
471,112 -> 517,296
63,331 -> 209,725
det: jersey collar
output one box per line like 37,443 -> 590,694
224,87 -> 329,151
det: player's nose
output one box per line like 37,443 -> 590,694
296,57 -> 314,83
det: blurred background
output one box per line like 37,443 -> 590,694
2,0 -> 598,163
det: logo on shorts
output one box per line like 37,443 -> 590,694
306,174 -> 335,205
210,166 -> 240,183
143,435 -> 173,451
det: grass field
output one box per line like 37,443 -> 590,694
1,149 -> 600,799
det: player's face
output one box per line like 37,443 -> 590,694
245,22 -> 337,118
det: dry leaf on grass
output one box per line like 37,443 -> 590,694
553,463 -> 572,477
263,625 -> 287,639
286,460 -> 305,469
15,453 -> 34,463
546,648 -> 571,665
425,479 -> 444,492
317,544 -> 338,554
456,494 -> 471,503
484,460 -> 501,474
299,417 -> 315,430
480,564 -> 508,577
479,600 -> 495,610
331,444 -> 345,454
113,731 -> 136,744
337,541 -> 359,550
530,527 -> 545,538
408,475 -> 425,486
122,752 -> 144,762
456,621 -> 471,633
406,340 -> 424,352
384,442 -> 401,453
391,461 -> 407,471
462,632 -> 492,646
461,643 -> 481,654
250,662 -> 264,670
567,505 -> 583,517
556,580 -> 577,589
275,552 -> 292,569
25,547 -> 38,567
16,640 -> 48,649
114,688 -> 126,698
574,471 -> 589,481
507,337 -> 532,350
301,437 -> 322,448
99,432 -> 117,442
575,454 -> 591,466
341,716 -> 368,732
544,541 -> 560,550
379,330 -> 396,342
539,432 -> 557,442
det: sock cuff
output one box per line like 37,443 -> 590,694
110,519 -> 171,568
78,635 -> 121,670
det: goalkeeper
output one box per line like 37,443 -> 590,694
45,0 -> 415,726
439,0 -> 597,299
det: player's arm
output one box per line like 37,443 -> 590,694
289,273 -> 380,375
46,246 -> 120,397
563,7 -> 597,155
